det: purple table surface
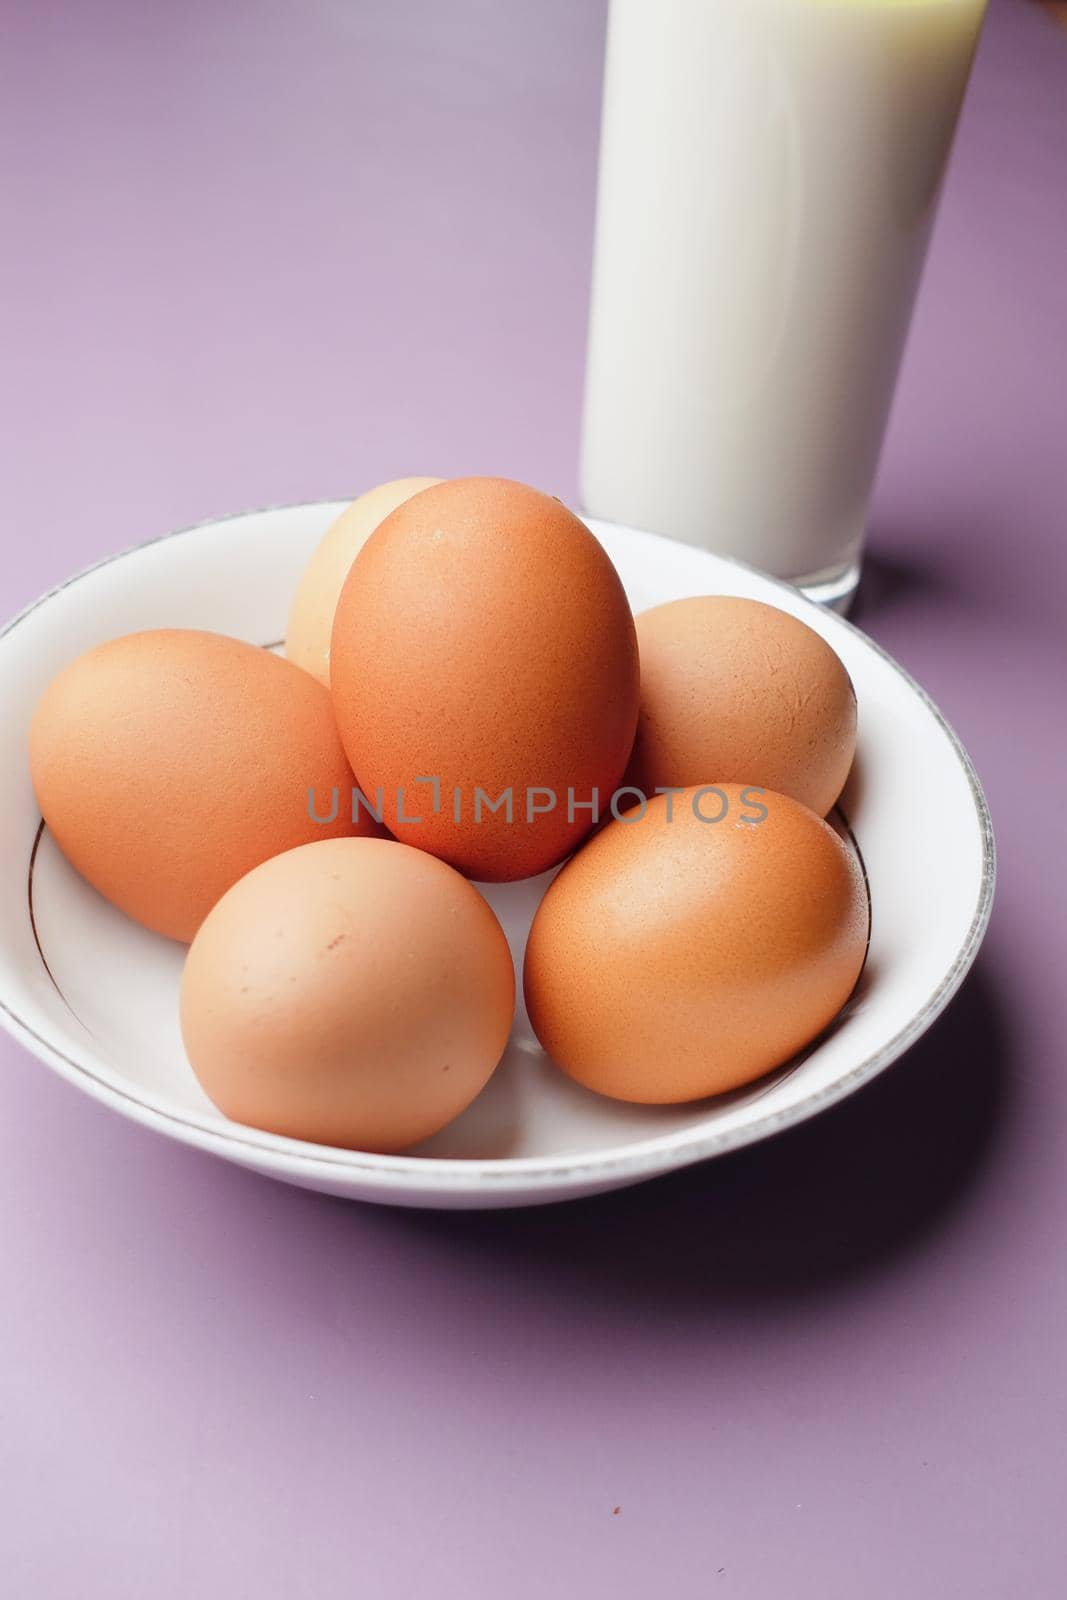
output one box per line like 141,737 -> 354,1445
2,1 -> 1065,1595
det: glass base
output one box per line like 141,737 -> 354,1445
794,558 -> 861,617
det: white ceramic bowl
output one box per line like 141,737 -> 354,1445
0,504 -> 994,1208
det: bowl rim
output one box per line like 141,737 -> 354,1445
0,501 -> 996,1195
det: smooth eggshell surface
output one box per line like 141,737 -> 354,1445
329,477 -> 641,881
29,629 -> 371,942
627,597 -> 857,817
523,784 -> 869,1103
286,476 -> 441,685
180,836 -> 515,1153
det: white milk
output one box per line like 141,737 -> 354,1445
580,0 -> 986,605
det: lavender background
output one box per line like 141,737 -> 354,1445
2,1 -> 1065,1594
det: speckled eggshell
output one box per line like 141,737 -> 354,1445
523,784 -> 869,1103
286,476 -> 441,685
627,597 -> 857,817
29,629 -> 373,943
329,477 -> 641,881
180,836 -> 515,1153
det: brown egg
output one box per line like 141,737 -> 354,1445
29,629 -> 373,942
524,784 -> 868,1103
330,477 -> 640,881
180,837 -> 515,1152
286,476 -> 441,685
627,597 -> 857,817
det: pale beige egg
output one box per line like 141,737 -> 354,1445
286,476 -> 441,684
180,836 -> 515,1153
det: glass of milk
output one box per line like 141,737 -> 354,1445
580,0 -> 987,611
